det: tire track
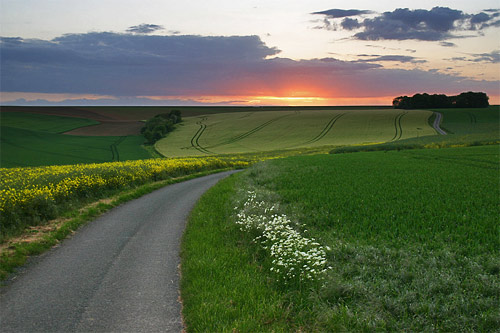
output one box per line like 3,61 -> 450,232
190,117 -> 212,154
467,112 -> 477,124
110,136 -> 126,161
390,111 -> 407,141
303,113 -> 346,145
206,113 -> 293,149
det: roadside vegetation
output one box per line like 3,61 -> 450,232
0,167 -> 231,281
0,157 -> 248,242
181,145 -> 499,331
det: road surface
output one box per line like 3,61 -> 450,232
0,170 -> 238,332
432,111 -> 447,135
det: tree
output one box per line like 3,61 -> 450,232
141,110 -> 183,144
393,92 -> 489,109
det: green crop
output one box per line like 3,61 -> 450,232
183,145 -> 499,331
156,109 -> 436,157
242,145 -> 499,331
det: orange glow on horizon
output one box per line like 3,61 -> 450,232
3,92 -> 499,106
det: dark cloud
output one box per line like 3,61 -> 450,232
314,7 -> 500,41
1,97 -> 220,106
446,51 -> 499,64
312,9 -> 374,19
356,55 -> 427,64
355,7 -> 464,41
127,24 -> 164,34
0,33 -> 281,96
470,50 -> 500,63
1,32 -> 498,100
440,41 -> 457,47
341,18 -> 361,30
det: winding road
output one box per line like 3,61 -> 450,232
432,111 -> 447,135
0,171 -> 238,332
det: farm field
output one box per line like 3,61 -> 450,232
182,144 -> 500,331
0,111 -> 99,132
0,111 -> 152,167
333,106 -> 499,153
156,109 -> 436,157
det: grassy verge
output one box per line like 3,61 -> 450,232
0,168 -> 232,281
181,145 -> 500,331
181,173 -> 295,332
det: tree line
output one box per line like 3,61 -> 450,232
393,91 -> 489,109
141,110 -> 182,144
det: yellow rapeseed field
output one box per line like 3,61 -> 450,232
0,157 -> 249,236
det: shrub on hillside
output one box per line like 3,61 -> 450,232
141,110 -> 182,144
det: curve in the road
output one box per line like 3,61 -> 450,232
432,111 -> 447,135
0,170 -> 239,333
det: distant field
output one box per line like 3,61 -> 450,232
331,106 -> 499,153
0,112 -> 151,167
0,105 -> 392,120
0,112 -> 99,133
156,109 -> 436,157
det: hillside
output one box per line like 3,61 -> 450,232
155,109 -> 436,157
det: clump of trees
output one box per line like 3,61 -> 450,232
141,110 -> 182,144
393,91 -> 489,109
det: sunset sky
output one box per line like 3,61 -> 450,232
1,0 -> 499,106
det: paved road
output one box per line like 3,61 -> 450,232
432,111 -> 447,135
0,171 -> 238,332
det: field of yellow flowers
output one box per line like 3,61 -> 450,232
0,157 -> 249,239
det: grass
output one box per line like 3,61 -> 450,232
181,173 -> 293,332
156,109 -> 436,157
181,145 -> 500,331
0,126 -> 151,167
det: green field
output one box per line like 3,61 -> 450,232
156,109 -> 436,157
0,112 -> 151,167
182,145 -> 500,331
331,106 -> 499,153
0,112 -> 100,133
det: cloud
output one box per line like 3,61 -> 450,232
341,18 -> 361,30
439,41 -> 457,47
1,97 -> 218,106
470,50 -> 500,63
314,7 -> 500,41
356,55 -> 427,64
312,9 -> 374,19
127,24 -> 164,34
1,32 -> 498,100
446,50 -> 499,63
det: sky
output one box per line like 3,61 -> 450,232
1,0 -> 499,106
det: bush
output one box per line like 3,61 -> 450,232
141,110 -> 182,144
